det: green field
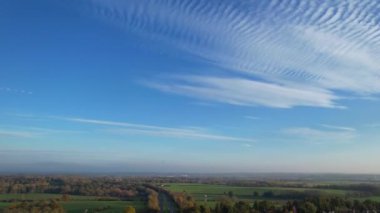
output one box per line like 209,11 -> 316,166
61,200 -> 146,213
1,183 -> 379,212
356,196 -> 380,202
0,193 -> 146,213
163,183 -> 351,207
164,183 -> 348,197
0,202 -> 10,208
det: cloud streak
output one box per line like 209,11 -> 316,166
0,126 -> 84,139
59,117 -> 254,143
0,129 -> 36,138
7,114 -> 255,143
283,126 -> 357,144
146,76 -> 339,108
245,116 -> 260,120
320,124 -> 356,132
83,0 -> 380,108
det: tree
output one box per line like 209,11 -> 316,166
215,198 -> 234,213
298,201 -> 317,213
227,191 -> 234,198
199,204 -> 211,213
4,200 -> 64,213
147,189 -> 160,213
61,194 -> 70,202
233,201 -> 250,213
124,206 -> 136,213
262,191 -> 274,198
257,200 -> 274,212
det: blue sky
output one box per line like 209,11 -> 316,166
1,0 -> 380,173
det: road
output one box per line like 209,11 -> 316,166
159,192 -> 176,213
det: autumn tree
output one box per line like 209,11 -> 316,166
124,206 -> 136,213
147,189 -> 160,213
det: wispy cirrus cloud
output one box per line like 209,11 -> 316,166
7,114 -> 254,143
82,0 -> 380,108
245,116 -> 260,120
146,76 -> 339,108
320,124 -> 356,132
105,128 -> 253,143
0,129 -> 36,138
283,125 -> 357,144
59,117 -> 254,143
0,126 -> 84,139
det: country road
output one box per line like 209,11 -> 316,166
158,192 -> 176,213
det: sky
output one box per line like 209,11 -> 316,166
1,0 -> 380,173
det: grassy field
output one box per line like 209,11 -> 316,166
356,196 -> 380,202
164,183 -> 348,197
163,183 -> 351,207
0,193 -> 146,213
0,202 -> 9,208
61,200 -> 146,213
1,183 -> 378,212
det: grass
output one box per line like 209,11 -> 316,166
0,193 -> 147,213
0,202 -> 10,208
165,183 -> 348,196
163,183 -> 350,207
61,200 -> 146,213
355,196 -> 380,202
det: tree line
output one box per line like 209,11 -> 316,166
3,199 -> 65,213
167,195 -> 380,213
0,176 -> 142,198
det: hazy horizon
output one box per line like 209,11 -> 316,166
1,0 -> 380,174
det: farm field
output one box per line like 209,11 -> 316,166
61,200 -> 146,213
0,193 -> 146,213
163,183 -> 365,207
165,183 -> 348,196
356,196 -> 380,202
1,177 -> 380,212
